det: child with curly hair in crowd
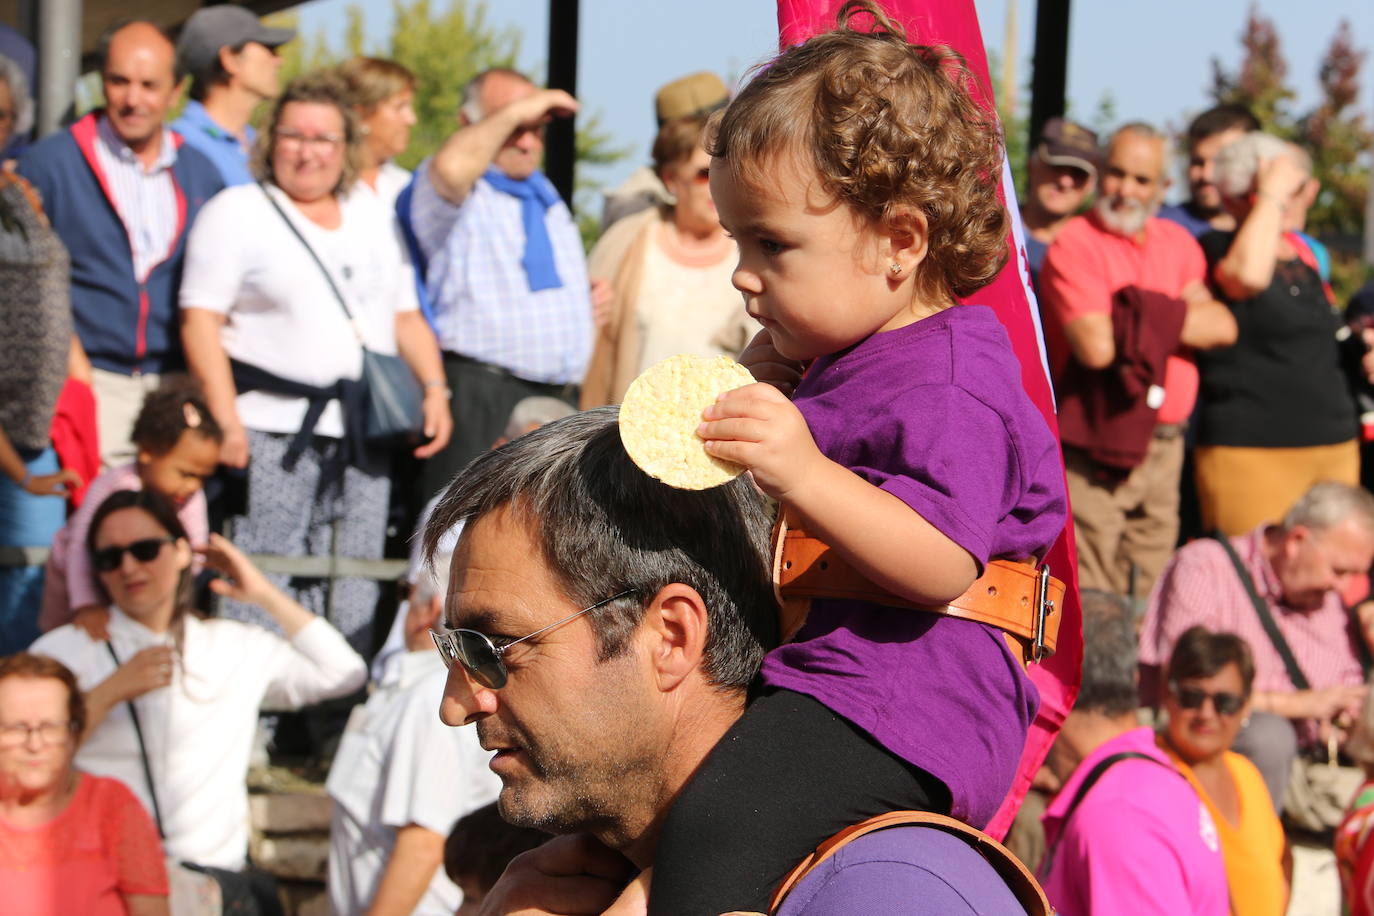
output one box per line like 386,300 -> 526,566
40,383 -> 222,635
639,3 -> 1067,912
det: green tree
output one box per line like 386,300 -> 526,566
1210,6 -> 1296,135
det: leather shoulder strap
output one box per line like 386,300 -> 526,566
769,810 -> 1051,915
1211,532 -> 1311,691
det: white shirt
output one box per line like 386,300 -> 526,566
93,114 -> 179,281
327,650 -> 499,915
350,161 -> 413,214
31,608 -> 366,868
180,182 -> 419,438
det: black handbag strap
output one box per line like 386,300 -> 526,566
104,641 -> 167,840
1211,532 -> 1312,691
1041,751 -> 1169,877
257,182 -> 363,340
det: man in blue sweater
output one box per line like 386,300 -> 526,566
19,20 -> 223,467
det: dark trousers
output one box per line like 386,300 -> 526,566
648,688 -> 949,915
416,353 -> 577,508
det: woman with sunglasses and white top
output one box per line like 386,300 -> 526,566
29,488 -> 366,871
580,115 -> 757,407
1157,626 -> 1288,916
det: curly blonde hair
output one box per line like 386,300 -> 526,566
708,0 -> 1008,305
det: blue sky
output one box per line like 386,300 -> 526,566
291,0 -> 1373,204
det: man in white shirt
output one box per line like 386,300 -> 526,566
326,547 -> 500,915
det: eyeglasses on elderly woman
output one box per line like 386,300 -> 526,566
1169,681 -> 1246,717
431,590 -> 634,689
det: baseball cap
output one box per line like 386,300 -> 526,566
177,6 -> 295,78
1035,117 -> 1100,177
654,72 -> 729,125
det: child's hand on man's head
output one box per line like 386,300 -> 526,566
699,382 -> 826,502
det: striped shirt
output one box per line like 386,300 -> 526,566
1139,526 -> 1364,741
408,160 -> 592,385
93,115 -> 179,282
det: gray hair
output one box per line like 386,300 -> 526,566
1074,589 -> 1139,718
504,397 -> 576,441
1109,121 -> 1174,181
0,54 -> 33,138
1282,481 -> 1374,538
413,548 -> 454,605
1212,131 -> 1298,199
423,406 -> 778,690
460,67 -> 533,124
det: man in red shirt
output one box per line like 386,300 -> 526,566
1039,122 -> 1236,599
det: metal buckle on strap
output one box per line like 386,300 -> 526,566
1032,564 -> 1055,663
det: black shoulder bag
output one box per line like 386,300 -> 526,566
1211,533 -> 1313,690
258,183 -> 424,447
104,642 -> 283,916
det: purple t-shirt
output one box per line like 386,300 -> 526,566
775,826 -> 1025,915
762,305 -> 1067,828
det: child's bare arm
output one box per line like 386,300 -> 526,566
701,383 -> 977,605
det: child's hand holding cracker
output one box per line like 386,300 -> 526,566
699,383 -> 828,502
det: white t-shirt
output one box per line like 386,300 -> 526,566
30,608 -> 366,868
326,650 -> 499,915
350,161 -> 413,214
180,182 -> 420,438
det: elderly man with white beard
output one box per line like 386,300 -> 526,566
1038,122 -> 1237,598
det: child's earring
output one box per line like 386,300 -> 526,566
889,262 -> 902,277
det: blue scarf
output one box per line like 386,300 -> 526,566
483,167 -> 564,291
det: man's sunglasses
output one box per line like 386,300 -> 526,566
1171,682 -> 1246,717
431,590 -> 634,689
93,537 -> 175,573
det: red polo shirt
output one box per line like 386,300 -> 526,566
1039,212 -> 1208,424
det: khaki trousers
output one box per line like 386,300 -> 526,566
1195,439 -> 1359,537
1064,432 -> 1184,599
89,368 -> 183,468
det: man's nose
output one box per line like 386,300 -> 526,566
439,664 -> 498,726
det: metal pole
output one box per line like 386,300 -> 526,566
35,0 -> 81,137
1027,0 -> 1070,156
545,0 -> 579,207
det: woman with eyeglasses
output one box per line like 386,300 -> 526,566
1158,626 -> 1288,915
180,71 -> 448,655
27,489 -> 365,874
580,115 -> 758,406
0,651 -> 169,915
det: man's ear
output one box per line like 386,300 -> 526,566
881,207 -> 929,279
640,583 -> 710,693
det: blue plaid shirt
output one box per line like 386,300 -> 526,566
408,160 -> 592,385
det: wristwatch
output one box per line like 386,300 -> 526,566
423,379 -> 453,399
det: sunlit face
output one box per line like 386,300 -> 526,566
91,507 -> 191,622
101,24 -> 179,150
0,677 -> 76,798
138,431 -> 220,507
272,101 -> 347,203
225,41 -> 283,101
1028,156 -> 1095,219
1164,662 -> 1249,765
438,507 -> 659,835
710,153 -> 923,362
1277,519 -> 1374,611
480,73 -> 543,181
1188,127 -> 1248,214
1094,131 -> 1168,238
662,145 -> 719,238
362,89 -> 416,163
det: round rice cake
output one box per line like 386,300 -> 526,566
619,354 -> 756,490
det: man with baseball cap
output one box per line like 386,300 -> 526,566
1020,117 -> 1098,287
600,71 -> 730,231
172,6 -> 294,186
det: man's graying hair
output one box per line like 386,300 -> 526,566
423,407 -> 778,690
1074,589 -> 1139,718
1283,481 -> 1374,538
461,67 -> 532,124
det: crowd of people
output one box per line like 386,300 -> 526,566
1,1 -> 1374,914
